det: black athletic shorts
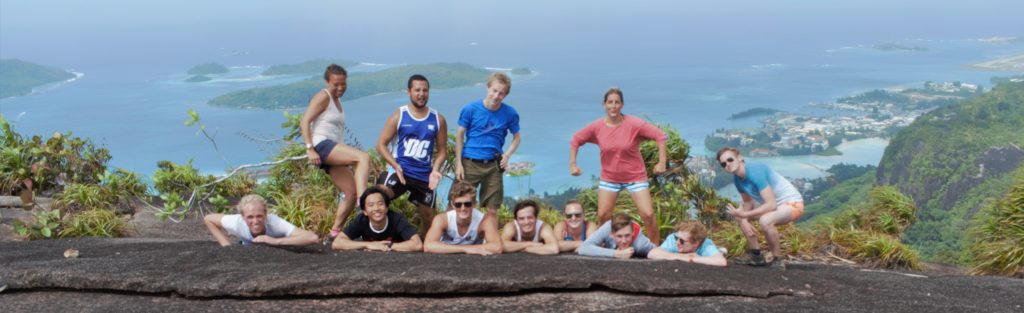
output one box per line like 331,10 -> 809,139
377,171 -> 436,208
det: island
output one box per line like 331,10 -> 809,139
209,62 -> 491,109
0,59 -> 76,99
187,63 -> 229,75
705,81 -> 985,157
261,59 -> 357,76
727,107 -> 780,120
511,67 -> 532,75
969,53 -> 1024,72
872,43 -> 928,52
185,75 -> 212,83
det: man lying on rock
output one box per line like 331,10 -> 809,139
331,186 -> 423,252
204,194 -> 320,246
579,213 -> 719,265
423,182 -> 503,255
654,221 -> 728,266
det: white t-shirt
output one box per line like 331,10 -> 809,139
220,213 -> 296,244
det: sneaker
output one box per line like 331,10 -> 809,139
323,228 -> 341,245
747,252 -> 767,267
768,258 -> 786,270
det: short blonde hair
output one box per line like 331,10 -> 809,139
486,72 -> 511,93
236,194 -> 268,214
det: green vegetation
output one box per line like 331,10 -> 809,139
152,159 -> 255,219
185,75 -> 211,83
0,59 -> 75,98
968,166 -> 1024,277
727,107 -> 780,120
877,81 -> 1024,263
261,58 -> 356,76
208,62 -> 491,109
187,62 -> 229,75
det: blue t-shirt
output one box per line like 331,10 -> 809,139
457,100 -> 520,160
733,162 -> 803,204
660,233 -> 721,257
391,106 -> 440,182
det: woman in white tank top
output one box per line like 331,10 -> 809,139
299,64 -> 371,240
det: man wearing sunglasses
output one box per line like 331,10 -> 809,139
716,147 -> 804,268
423,183 -> 503,255
648,221 -> 727,266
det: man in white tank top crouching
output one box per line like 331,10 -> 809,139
500,199 -> 559,255
423,183 -> 503,255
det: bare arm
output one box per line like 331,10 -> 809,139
423,214 -> 492,254
647,248 -> 727,267
375,109 -> 405,184
553,223 -> 580,252
653,140 -> 668,175
523,224 -> 560,255
747,187 -> 778,217
479,215 -> 504,254
500,132 -> 522,170
255,228 -> 319,246
569,142 -> 582,176
390,234 -> 423,252
300,92 -> 329,166
454,126 -> 466,180
432,114 -> 449,173
203,214 -> 232,246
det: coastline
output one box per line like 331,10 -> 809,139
967,53 -> 1024,72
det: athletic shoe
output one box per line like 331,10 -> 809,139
769,257 -> 786,270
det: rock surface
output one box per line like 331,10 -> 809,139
1,238 -> 1022,312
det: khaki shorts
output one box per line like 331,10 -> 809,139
462,157 -> 503,210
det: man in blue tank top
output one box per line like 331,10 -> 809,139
375,74 -> 448,230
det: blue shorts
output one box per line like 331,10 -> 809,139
598,180 -> 649,193
313,139 -> 338,170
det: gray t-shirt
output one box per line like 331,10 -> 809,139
577,221 -> 656,258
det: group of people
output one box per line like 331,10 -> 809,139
203,64 -> 806,268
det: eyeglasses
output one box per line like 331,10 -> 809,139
719,157 -> 735,168
452,201 -> 473,209
565,213 -> 583,218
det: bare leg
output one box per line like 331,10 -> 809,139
328,166 -> 357,231
597,189 -> 619,225
759,205 -> 796,257
417,203 -> 435,236
323,143 -> 370,202
629,189 -> 660,245
735,215 -> 762,250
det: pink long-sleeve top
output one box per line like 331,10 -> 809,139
570,115 -> 666,183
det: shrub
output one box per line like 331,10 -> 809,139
60,208 -> 128,238
968,167 -> 1024,277
13,209 -> 62,239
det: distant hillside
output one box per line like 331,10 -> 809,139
210,62 -> 491,109
261,59 -> 357,76
0,59 -> 75,98
187,63 -> 229,75
875,81 -> 1024,263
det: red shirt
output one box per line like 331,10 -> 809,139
570,115 -> 666,183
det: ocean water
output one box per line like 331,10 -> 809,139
2,1 -> 1023,198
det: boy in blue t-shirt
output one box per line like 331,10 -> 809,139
652,221 -> 728,267
454,72 -> 521,218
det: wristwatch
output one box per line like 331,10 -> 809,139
305,143 -> 314,149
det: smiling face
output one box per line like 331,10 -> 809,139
563,203 -> 585,228
612,225 -> 634,249
325,73 -> 348,99
363,192 -> 389,224
515,205 -> 538,233
408,79 -> 429,108
485,81 -> 509,107
675,231 -> 698,254
450,194 -> 476,221
603,92 -> 624,119
240,203 -> 267,237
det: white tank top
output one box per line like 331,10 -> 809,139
514,220 -> 544,242
441,210 -> 485,245
311,89 -> 347,145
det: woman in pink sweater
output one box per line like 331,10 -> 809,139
569,88 -> 667,244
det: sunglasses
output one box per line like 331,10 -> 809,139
676,236 -> 691,245
452,201 -> 473,209
719,157 -> 735,168
565,213 -> 583,218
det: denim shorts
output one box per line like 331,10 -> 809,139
313,139 -> 338,170
598,180 -> 649,193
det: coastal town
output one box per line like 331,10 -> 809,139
704,81 -> 984,157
